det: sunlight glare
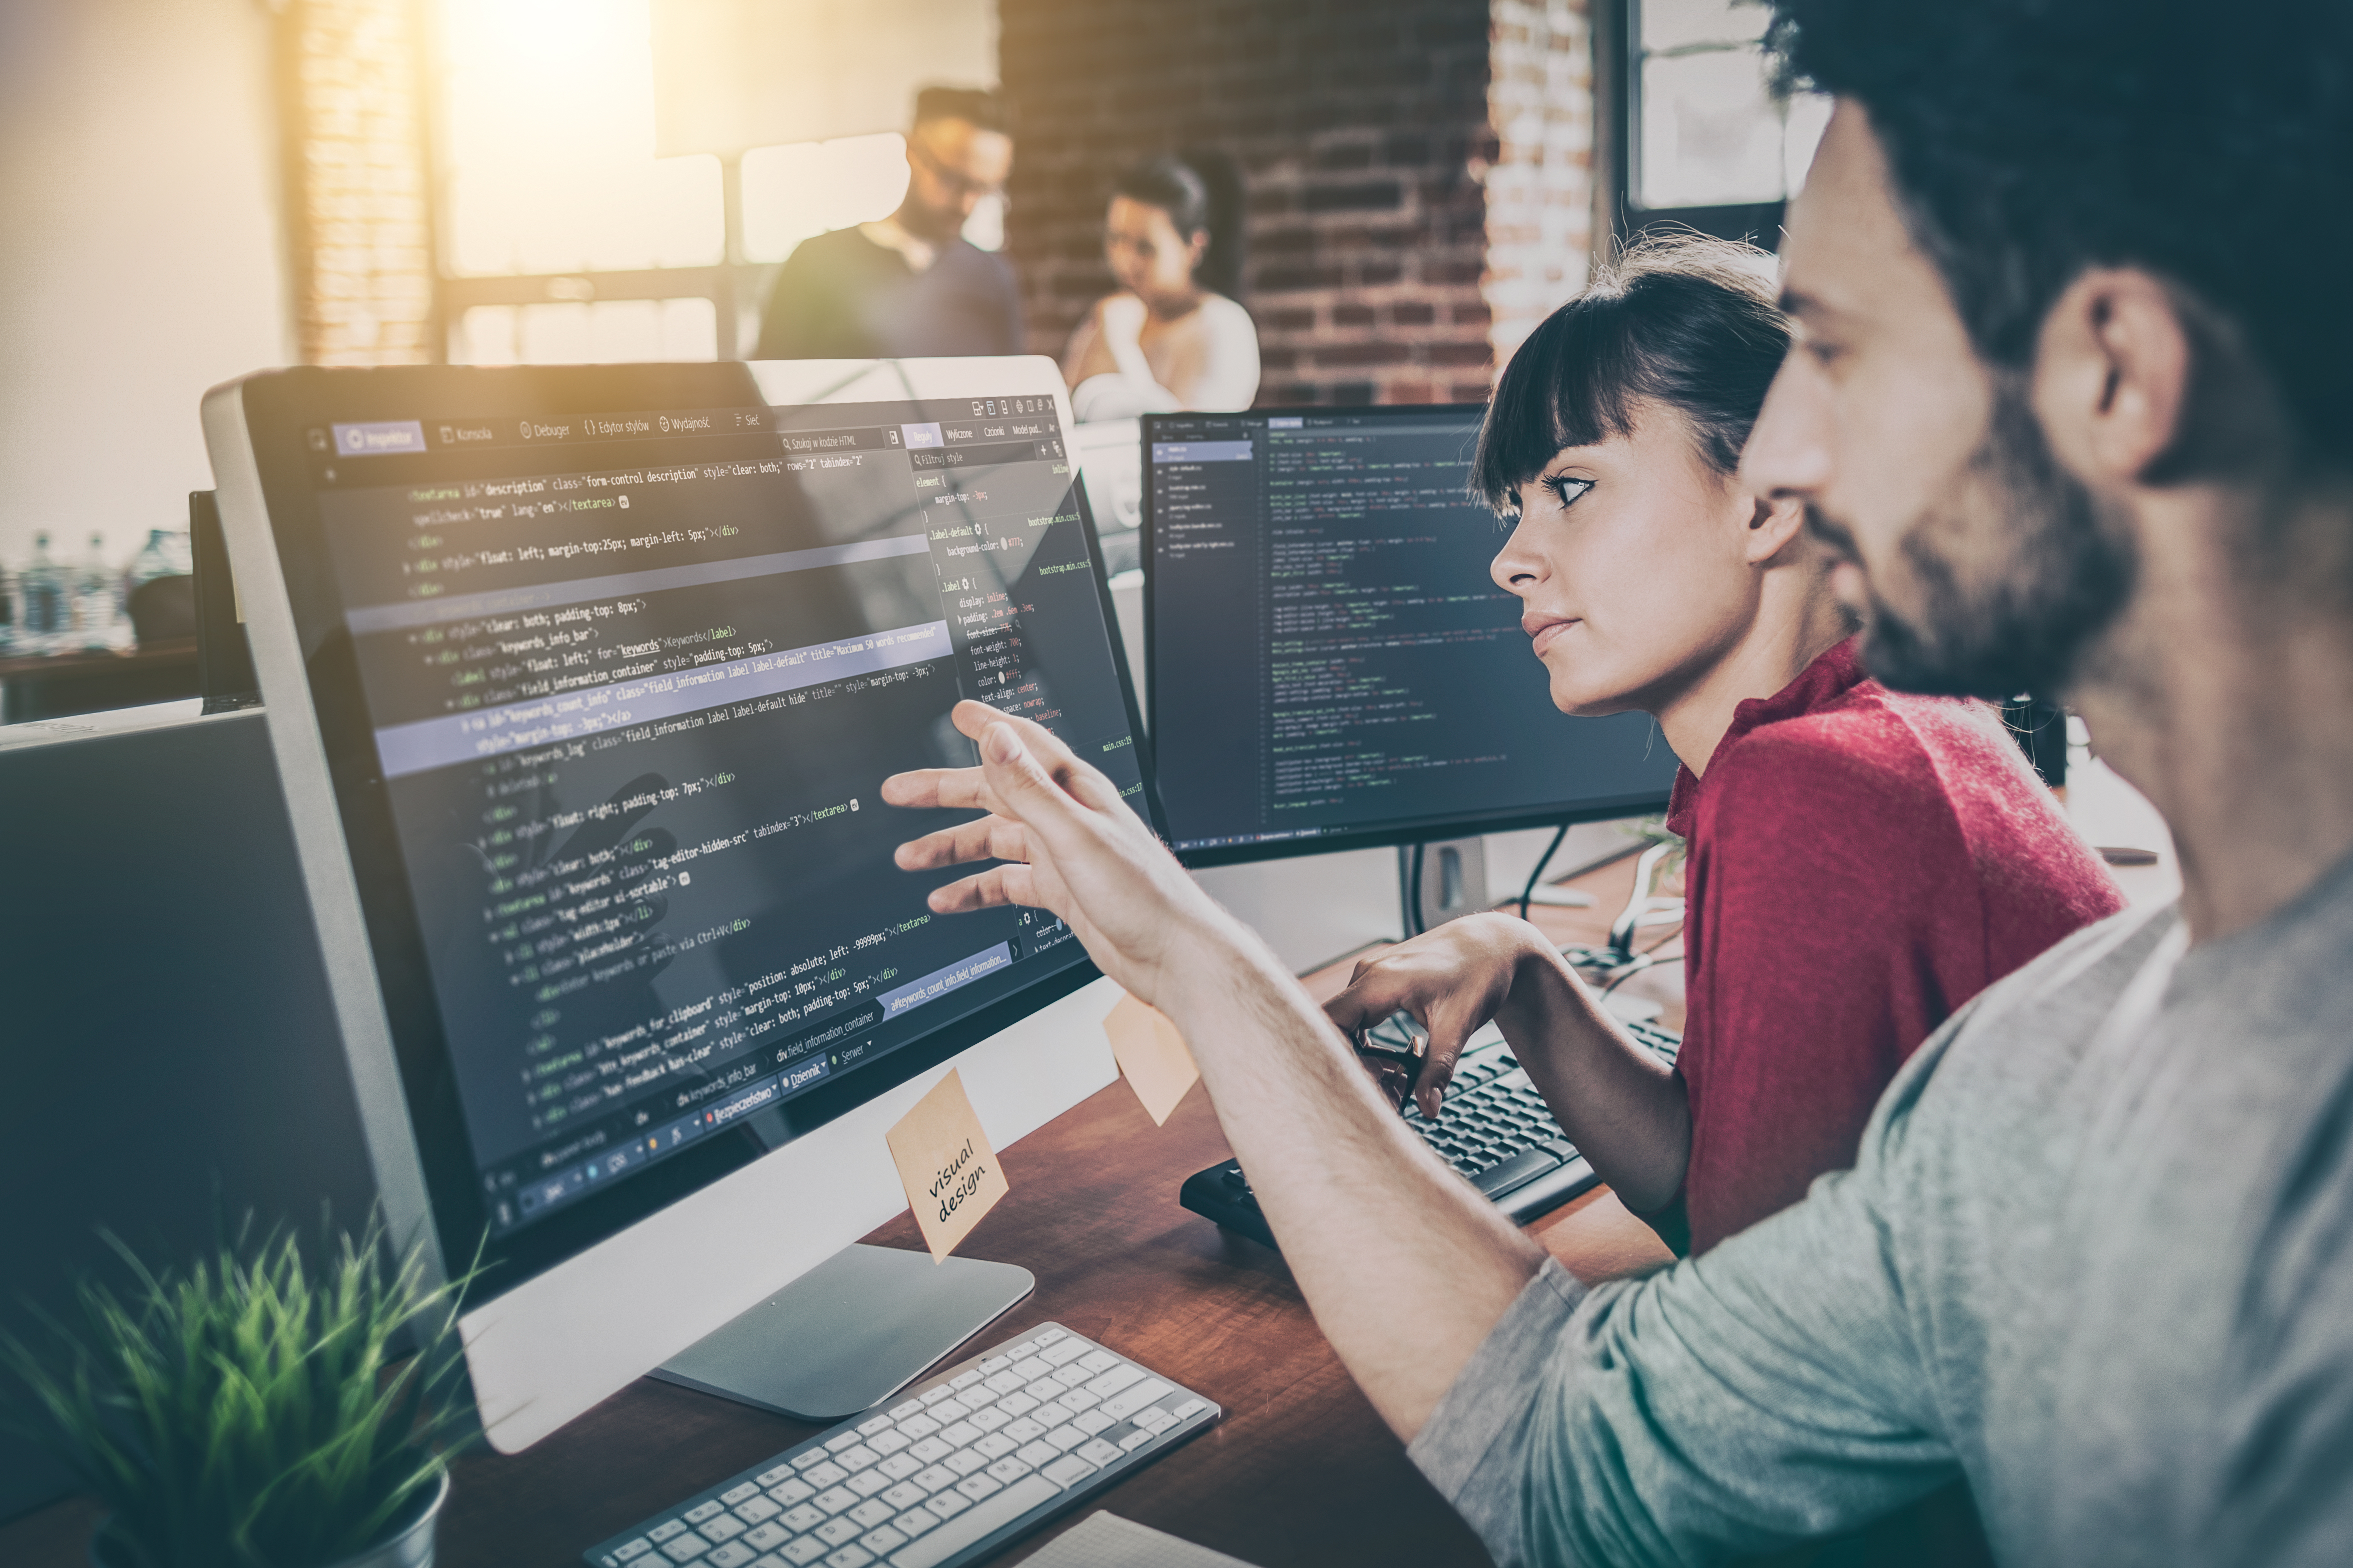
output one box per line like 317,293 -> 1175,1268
740,134 -> 912,263
439,0 -> 722,275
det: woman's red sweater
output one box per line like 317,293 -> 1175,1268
1657,638 -> 2124,1254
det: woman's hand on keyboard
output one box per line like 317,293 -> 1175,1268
881,700 -> 1244,1011
1323,914 -> 1554,1117
1332,915 -> 1693,1213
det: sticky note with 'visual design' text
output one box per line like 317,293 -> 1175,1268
885,1067 -> 1009,1262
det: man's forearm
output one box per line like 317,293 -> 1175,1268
1494,951 -> 1691,1214
1160,916 -> 1548,1439
880,712 -> 1548,1440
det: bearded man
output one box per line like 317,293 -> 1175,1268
879,3 -> 2353,1561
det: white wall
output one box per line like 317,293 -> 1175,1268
0,0 -> 293,572
1193,821 -> 1645,976
651,0 -> 998,154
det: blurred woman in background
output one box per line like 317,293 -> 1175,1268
1062,153 -> 1259,419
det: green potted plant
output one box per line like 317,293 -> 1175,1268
1,1216 -> 476,1568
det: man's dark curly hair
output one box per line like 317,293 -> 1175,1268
1766,0 -> 2353,474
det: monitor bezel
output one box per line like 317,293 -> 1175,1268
207,359 -> 1145,1309
1140,403 -> 1673,869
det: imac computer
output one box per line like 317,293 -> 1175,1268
202,357 -> 1144,1453
1141,405 -> 1677,924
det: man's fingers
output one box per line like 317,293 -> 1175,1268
1036,740 -> 1132,816
949,698 -> 1004,744
894,816 -> 1028,873
956,702 -> 1130,817
973,717 -> 1099,848
880,764 -> 999,814
927,871 -> 1006,914
953,701 -> 1074,767
925,863 -> 1041,914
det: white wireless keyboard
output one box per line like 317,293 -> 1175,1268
583,1324 -> 1220,1568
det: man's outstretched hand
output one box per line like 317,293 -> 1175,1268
881,701 -> 1228,1009
888,704 -> 1548,1442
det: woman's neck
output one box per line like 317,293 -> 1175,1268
1653,589 -> 1854,779
1141,284 -> 1207,324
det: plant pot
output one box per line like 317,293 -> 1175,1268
90,1470 -> 449,1568
311,1472 -> 448,1568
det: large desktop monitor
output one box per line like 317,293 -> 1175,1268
202,357 -> 1143,1452
1143,405 -> 1678,871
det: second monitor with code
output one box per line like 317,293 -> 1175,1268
1142,405 -> 1677,867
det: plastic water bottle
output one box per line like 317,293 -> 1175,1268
123,529 -> 189,596
0,562 -> 16,655
73,531 -> 130,651
117,528 -> 194,649
18,532 -> 69,653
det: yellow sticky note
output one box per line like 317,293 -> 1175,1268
885,1068 -> 1009,1263
1103,991 -> 1200,1127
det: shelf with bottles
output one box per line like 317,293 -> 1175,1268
0,528 -> 193,660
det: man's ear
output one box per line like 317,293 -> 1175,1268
2032,269 -> 2192,488
1743,491 -> 1808,565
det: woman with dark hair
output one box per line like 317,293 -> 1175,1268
1328,233 -> 2123,1263
1061,153 -> 1259,419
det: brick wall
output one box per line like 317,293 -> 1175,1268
1001,0 -> 1527,407
1485,0 -> 1595,361
277,0 -> 436,366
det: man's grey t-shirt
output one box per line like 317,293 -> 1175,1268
753,226 -> 1023,361
1411,858 -> 2353,1565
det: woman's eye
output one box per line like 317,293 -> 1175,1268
1543,476 -> 1592,509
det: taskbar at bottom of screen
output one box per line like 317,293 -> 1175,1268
1172,827 -> 1337,852
487,925 -> 1080,1233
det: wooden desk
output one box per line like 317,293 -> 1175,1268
0,854 -> 1674,1568
0,639 -> 200,723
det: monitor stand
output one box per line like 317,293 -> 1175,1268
1398,835 -> 1489,934
650,1243 -> 1035,1422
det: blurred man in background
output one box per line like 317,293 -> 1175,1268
753,86 -> 1021,360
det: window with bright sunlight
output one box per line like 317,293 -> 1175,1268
1633,0 -> 1829,211
439,0 -> 722,277
741,133 -> 909,262
434,0 -> 980,364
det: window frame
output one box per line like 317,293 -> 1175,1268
1599,0 -> 1791,252
417,0 -> 771,372
429,145 -> 768,365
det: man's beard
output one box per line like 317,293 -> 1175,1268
1818,379 -> 2137,700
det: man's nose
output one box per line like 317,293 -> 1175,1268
1740,356 -> 1834,503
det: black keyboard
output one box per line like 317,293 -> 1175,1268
1179,1015 -> 1680,1249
